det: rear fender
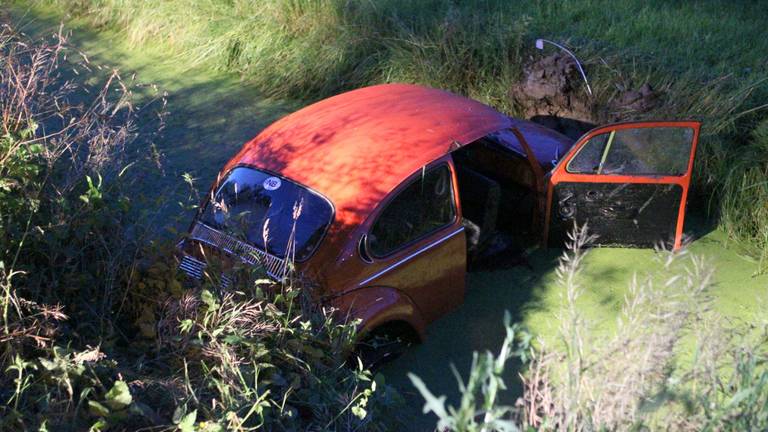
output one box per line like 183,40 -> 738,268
333,286 -> 426,342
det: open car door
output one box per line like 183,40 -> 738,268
545,121 -> 700,249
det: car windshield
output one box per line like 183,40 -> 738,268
199,167 -> 333,261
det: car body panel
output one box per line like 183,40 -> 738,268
331,286 -> 427,342
321,156 -> 467,325
220,84 -> 511,266
360,223 -> 467,324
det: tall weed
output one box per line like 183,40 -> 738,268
0,22 -> 141,355
412,226 -> 768,431
718,119 -> 768,271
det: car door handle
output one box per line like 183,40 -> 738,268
558,191 -> 575,219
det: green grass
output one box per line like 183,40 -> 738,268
29,0 -> 768,268
35,0 -> 768,99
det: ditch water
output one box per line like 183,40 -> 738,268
13,7 -> 768,431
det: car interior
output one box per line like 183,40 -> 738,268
451,137 -> 539,269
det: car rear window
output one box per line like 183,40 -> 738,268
199,167 -> 333,261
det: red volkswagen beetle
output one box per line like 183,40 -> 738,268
177,84 -> 700,347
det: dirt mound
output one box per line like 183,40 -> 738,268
511,53 -> 661,139
511,53 -> 594,124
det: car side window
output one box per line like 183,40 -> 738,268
567,127 -> 694,176
566,133 -> 609,174
368,165 -> 456,257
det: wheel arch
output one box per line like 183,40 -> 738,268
333,285 -> 426,342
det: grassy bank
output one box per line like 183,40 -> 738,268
30,0 -> 768,269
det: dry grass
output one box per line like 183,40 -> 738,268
0,21 -> 138,361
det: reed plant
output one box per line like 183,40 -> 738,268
412,225 -> 768,431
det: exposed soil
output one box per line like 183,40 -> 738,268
510,53 -> 661,140
511,53 -> 595,122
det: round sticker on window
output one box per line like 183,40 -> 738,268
263,176 -> 282,191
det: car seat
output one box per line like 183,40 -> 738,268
456,166 -> 500,259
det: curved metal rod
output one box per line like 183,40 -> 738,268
535,38 -> 593,97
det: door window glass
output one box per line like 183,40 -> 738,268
566,133 -> 609,174
567,127 -> 694,176
368,165 -> 456,257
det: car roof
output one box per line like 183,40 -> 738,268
223,83 -> 512,229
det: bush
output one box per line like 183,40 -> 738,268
0,21 -> 140,359
0,23 -> 401,431
718,119 -> 768,271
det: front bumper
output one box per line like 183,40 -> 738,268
176,222 -> 289,286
